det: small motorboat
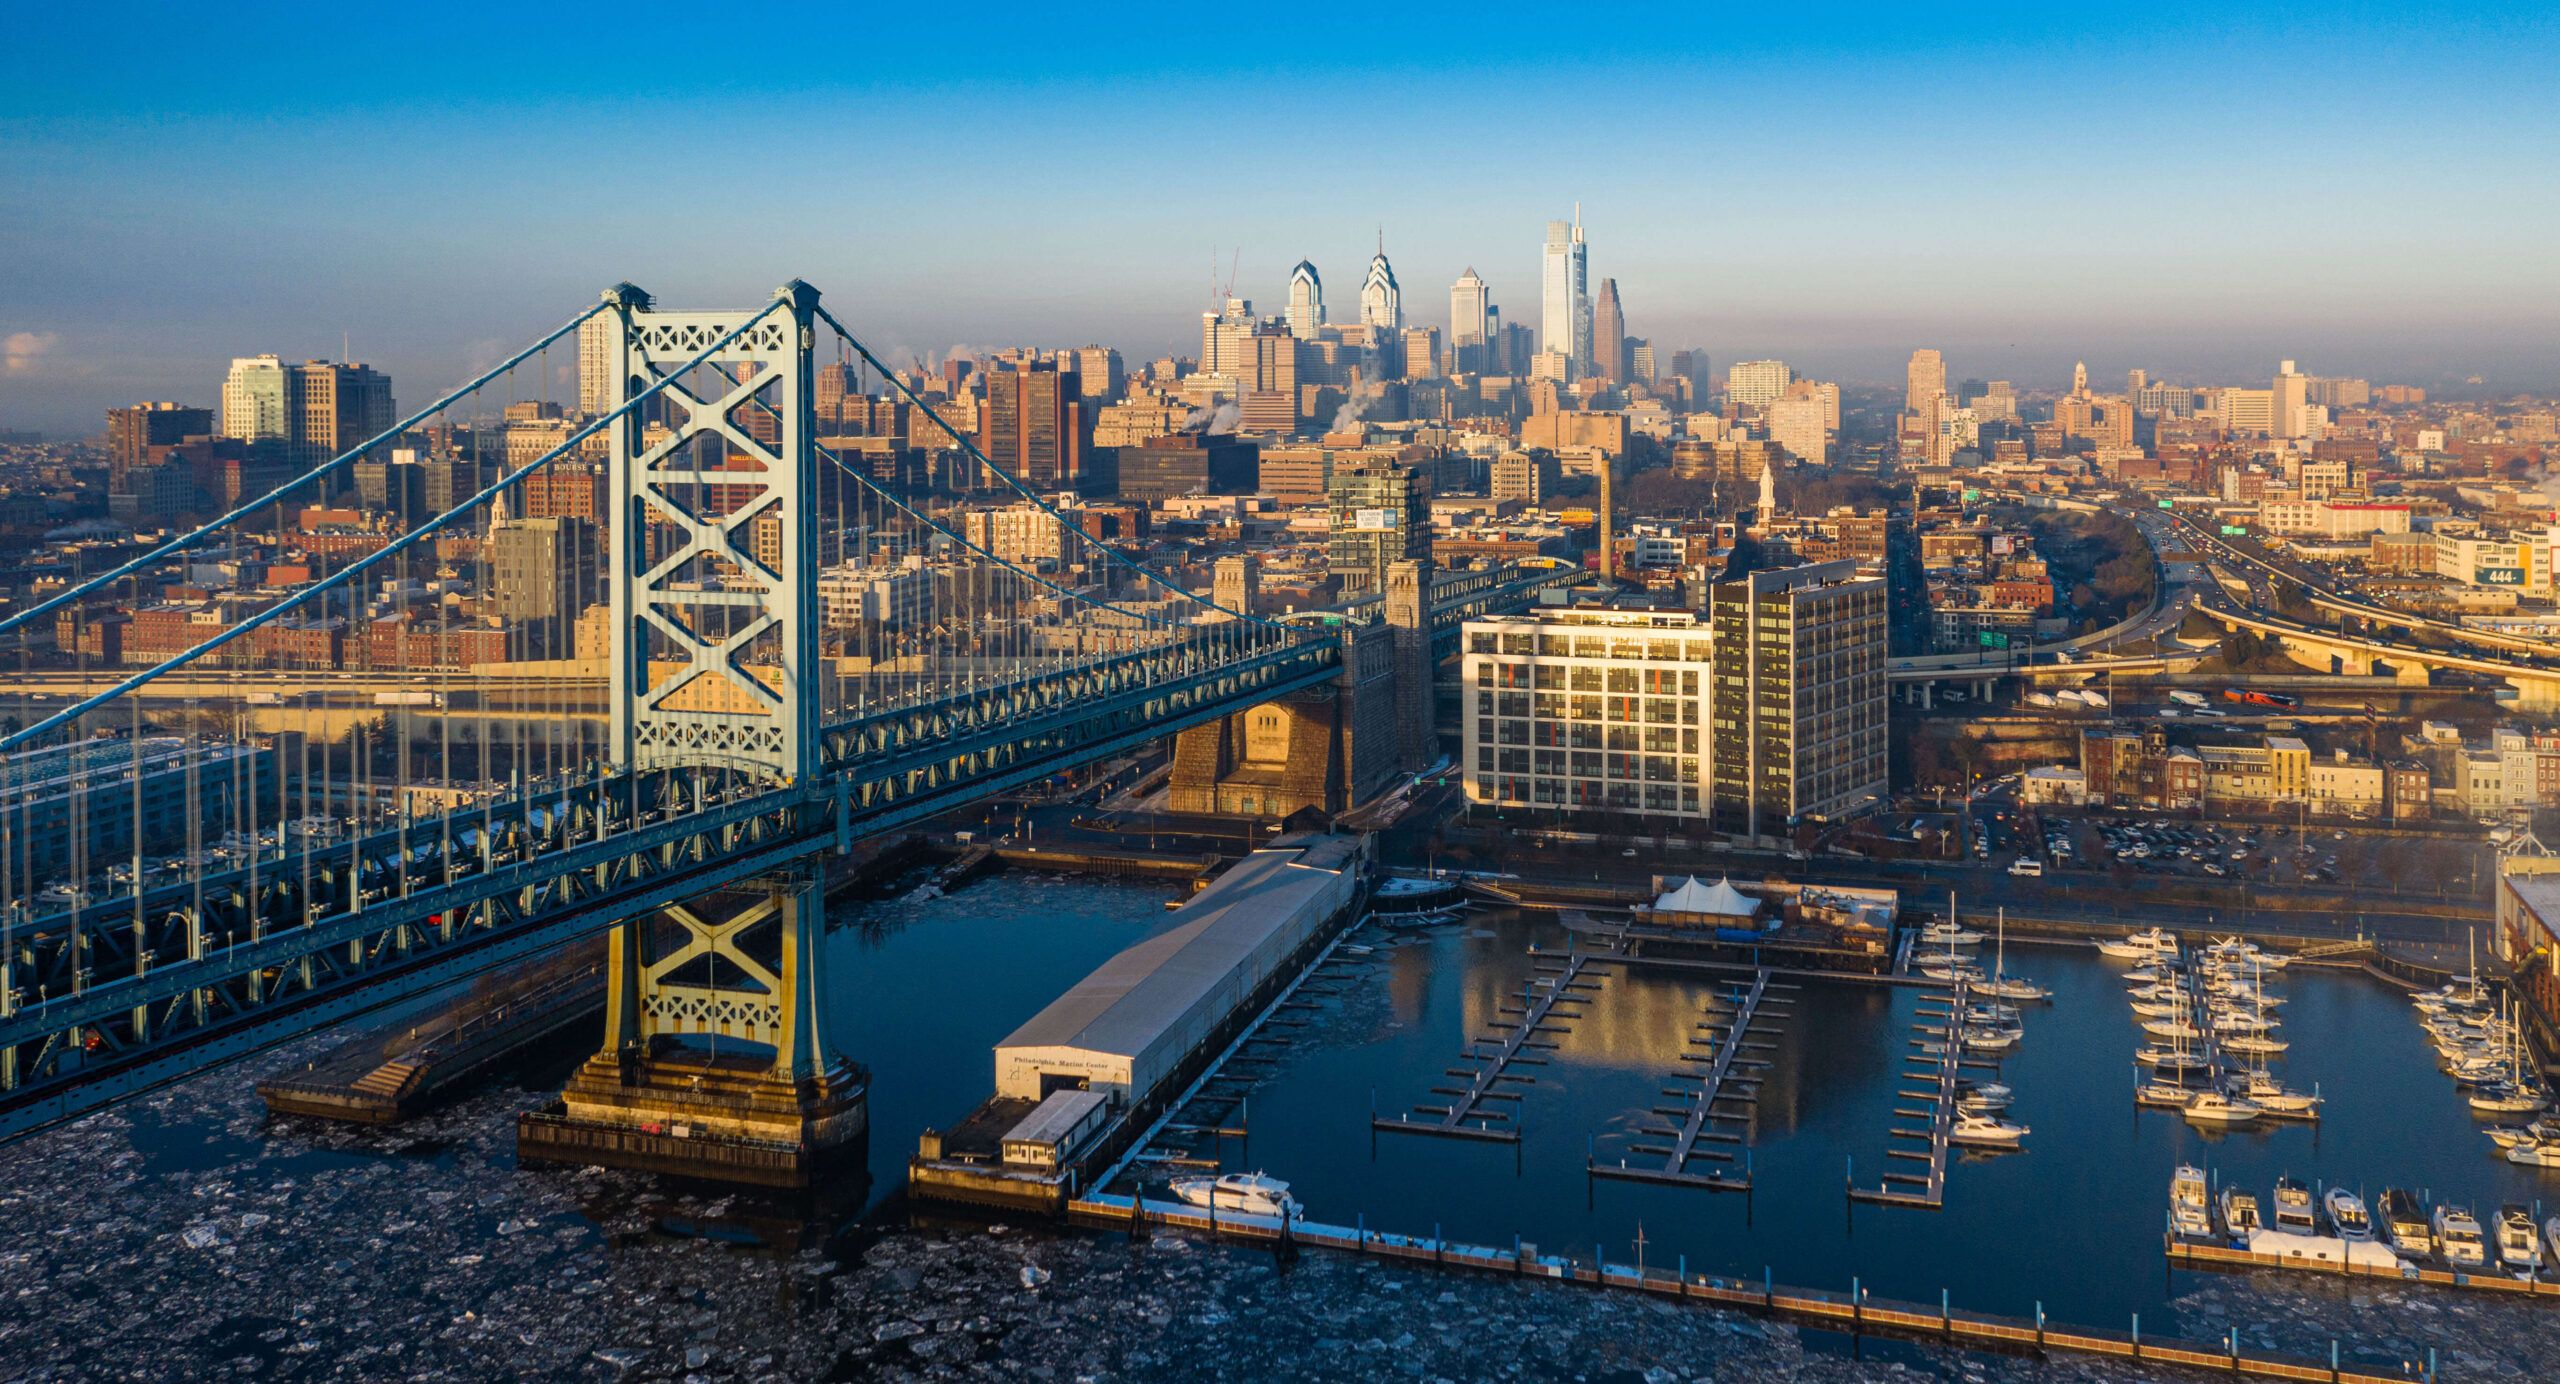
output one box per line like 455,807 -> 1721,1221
2485,1126 -> 2538,1150
2325,1188 -> 2375,1242
1168,1171 -> 1298,1219
2496,1205 -> 2543,1273
1949,1112 -> 2029,1147
2170,1165 -> 2213,1237
1920,923 -> 1984,947
2272,1177 -> 2318,1233
2184,1091 -> 2263,1126
2433,1205 -> 2487,1267
2379,1189 -> 2431,1255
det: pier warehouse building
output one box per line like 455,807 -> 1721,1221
911,833 -> 1369,1210
993,833 -> 1366,1105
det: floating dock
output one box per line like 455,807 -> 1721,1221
1375,947 -> 1606,1144
2168,1230 -> 2558,1298
1064,1193 -> 2437,1384
1851,979 -> 1992,1209
1591,968 -> 1791,1192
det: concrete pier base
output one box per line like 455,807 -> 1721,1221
518,1046 -> 867,1188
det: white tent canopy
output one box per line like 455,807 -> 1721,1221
1651,875 -> 1758,919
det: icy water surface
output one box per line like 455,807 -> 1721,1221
2,874 -> 2555,1379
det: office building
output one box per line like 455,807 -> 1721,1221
578,312 -> 618,416
1449,267 -> 1490,347
1906,349 -> 1946,416
220,355 -> 293,448
486,514 -> 597,651
1286,261 -> 1324,339
1726,359 -> 1794,410
1589,278 -> 1626,383
1707,561 -> 1888,840
1491,450 -> 1561,505
1458,561 -> 1886,839
1766,391 -> 1830,466
1116,433 -> 1259,503
1326,459 -> 1429,595
0,737 -> 274,883
1358,243 -> 1402,331
106,402 -> 213,490
2275,359 -> 2310,439
979,362 -> 1087,487
1540,208 -> 1588,368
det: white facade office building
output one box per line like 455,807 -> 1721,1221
1540,208 -> 1588,369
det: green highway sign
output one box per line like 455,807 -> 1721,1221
1978,631 -> 2011,650
2157,499 -> 2174,509
2220,525 -> 2247,536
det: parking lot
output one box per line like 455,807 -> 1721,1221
2023,808 -> 2491,899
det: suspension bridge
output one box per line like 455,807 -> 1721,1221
0,281 -> 1577,1166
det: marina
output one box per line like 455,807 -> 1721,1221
1587,966 -> 1791,1191
1373,944 -> 1606,1144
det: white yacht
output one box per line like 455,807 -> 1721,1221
1168,1171 -> 1298,1219
2223,1034 -> 2291,1057
2223,1069 -> 2319,1116
2136,1045 -> 2208,1073
2497,1206 -> 2543,1273
2170,1165 -> 2213,1237
2506,1138 -> 2560,1167
2469,1083 -> 2548,1117
1955,1080 -> 2012,1111
2433,1205 -> 2487,1267
1920,923 -> 1984,947
2325,1188 -> 2374,1243
2183,1091 -> 2262,1126
1949,1112 -> 2029,1147
2272,1177 -> 2318,1233
2379,1190 -> 2431,1255
2220,1186 -> 2262,1236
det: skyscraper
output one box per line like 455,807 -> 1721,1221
1589,278 -> 1626,384
1905,349 -> 1946,416
220,355 -> 292,447
1358,240 -> 1401,331
1540,208 -> 1587,369
2274,359 -> 2309,439
1286,261 -> 1324,339
979,362 -> 1086,487
578,312 -> 617,417
1448,268 -> 1490,347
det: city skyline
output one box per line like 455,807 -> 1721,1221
7,7 -> 2560,432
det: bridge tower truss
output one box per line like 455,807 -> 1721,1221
604,280 -> 823,784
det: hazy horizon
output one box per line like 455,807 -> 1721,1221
6,5 -> 2557,435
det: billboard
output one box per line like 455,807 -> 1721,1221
2478,566 -> 2527,585
1353,507 -> 1399,531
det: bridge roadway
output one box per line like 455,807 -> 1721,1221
0,561 -> 1586,1142
0,638 -> 1340,1140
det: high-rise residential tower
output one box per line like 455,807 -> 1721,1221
1590,278 -> 1626,383
220,354 -> 292,447
1449,268 -> 1490,347
1540,207 -> 1588,369
1358,239 -> 1401,331
1286,261 -> 1324,339
1905,349 -> 1946,416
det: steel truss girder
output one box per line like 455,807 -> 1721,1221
0,638 -> 1341,1140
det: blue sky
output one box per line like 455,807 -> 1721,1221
4,5 -> 2557,433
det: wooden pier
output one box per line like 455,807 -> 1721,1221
2167,1230 -> 2560,1299
1066,1193 -> 2433,1384
1850,979 -> 1989,1209
1591,967 -> 1792,1191
1376,948 -> 1604,1144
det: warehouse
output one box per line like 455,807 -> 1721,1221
992,832 -> 1366,1106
